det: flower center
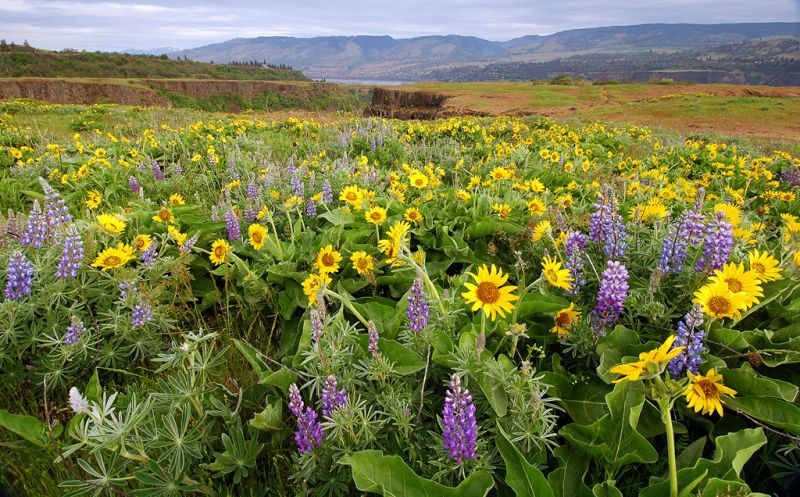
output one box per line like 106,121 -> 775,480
476,282 -> 500,304
346,192 -> 357,201
105,255 -> 121,266
751,262 -> 765,274
698,379 -> 719,398
321,253 -> 336,266
545,269 -> 558,282
724,277 -> 743,293
556,312 -> 572,326
708,295 -> 731,315
370,213 -> 382,221
251,232 -> 263,244
214,246 -> 226,258
159,210 -> 171,221
357,258 -> 369,269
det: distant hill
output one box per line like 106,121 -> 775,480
121,47 -> 180,56
0,43 -> 309,81
173,23 -> 800,81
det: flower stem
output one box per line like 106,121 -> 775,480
659,395 -> 679,497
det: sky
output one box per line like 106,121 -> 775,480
1,0 -> 799,51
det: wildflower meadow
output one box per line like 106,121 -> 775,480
1,99 -> 800,496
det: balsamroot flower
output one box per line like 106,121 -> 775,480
406,273 -> 429,333
685,368 -> 737,417
441,374 -> 478,464
592,260 -> 630,333
4,251 -> 34,300
288,384 -> 324,454
668,304 -> 706,379
55,226 -> 84,279
321,375 -> 348,417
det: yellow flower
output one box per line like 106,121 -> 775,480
248,223 -> 267,250
404,207 -> 423,223
209,239 -> 230,266
315,245 -> 342,274
709,262 -> 762,308
408,172 -> 428,189
302,272 -> 331,306
527,198 -> 546,216
551,303 -> 581,337
133,234 -> 152,252
685,368 -> 737,417
456,189 -> 472,202
152,207 -> 174,224
714,203 -> 741,227
747,249 -> 782,282
492,203 -> 511,220
387,221 -> 410,248
168,225 -> 187,247
96,214 -> 126,234
85,190 -> 102,209
340,185 -> 364,208
541,256 -> 573,291
694,281 -> 748,320
365,206 -> 387,225
532,220 -> 552,241
169,193 -> 185,206
610,335 -> 684,383
461,264 -> 519,321
91,243 -> 135,271
351,251 -> 374,275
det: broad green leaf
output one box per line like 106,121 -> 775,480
547,445 -> 592,497
596,326 -> 656,383
707,327 -> 750,353
0,409 -> 50,447
341,450 -> 494,497
250,399 -> 283,432
722,365 -> 798,402
85,369 -> 102,404
725,396 -> 800,436
514,293 -> 570,321
478,370 -> 509,417
591,482 -> 622,497
358,336 -> 425,375
319,207 -> 355,226
232,339 -> 268,376
496,430 -> 554,497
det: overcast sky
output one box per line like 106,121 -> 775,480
1,0 -> 799,51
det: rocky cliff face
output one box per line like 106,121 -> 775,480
0,79 -> 168,105
364,87 -> 449,119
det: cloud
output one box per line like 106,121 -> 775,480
0,0 -> 797,50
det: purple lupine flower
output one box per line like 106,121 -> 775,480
68,387 -> 89,414
782,166 -> 800,187
686,189 -> 707,244
442,374 -> 478,464
131,301 -> 152,328
564,231 -> 588,294
321,180 -> 333,204
173,163 -> 182,176
151,161 -> 165,181
696,211 -> 733,273
21,200 -> 49,248
118,280 -> 137,299
310,309 -> 324,343
140,242 -> 157,266
246,181 -> 258,201
55,226 -> 84,279
129,176 -> 141,194
321,375 -> 349,417
406,273 -> 429,333
227,156 -> 239,180
224,207 -> 241,241
288,384 -> 324,454
138,161 -> 147,173
305,200 -> 317,217
291,170 -> 304,199
668,304 -> 706,379
4,251 -> 34,300
41,179 -> 72,229
243,204 -> 258,223
367,320 -> 379,359
589,190 -> 627,260
63,317 -> 86,345
179,232 -> 199,255
592,260 -> 630,334
658,196 -> 705,275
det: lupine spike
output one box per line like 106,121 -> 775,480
442,374 -> 478,464
321,375 -> 349,417
668,304 -> 706,378
55,225 -> 84,279
4,251 -> 34,300
696,210 -> 733,273
406,273 -> 429,333
592,260 -> 630,334
367,320 -> 379,358
288,384 -> 324,453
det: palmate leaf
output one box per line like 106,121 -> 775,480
341,450 -> 494,497
202,425 -> 263,484
560,381 -> 657,470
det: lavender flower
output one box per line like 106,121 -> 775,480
442,374 -> 478,464
21,200 -> 48,248
592,260 -> 630,334
321,375 -> 349,417
246,181 -> 259,201
668,304 -> 706,379
696,211 -> 733,273
179,232 -> 199,255
564,231 -> 587,294
118,280 -> 137,299
310,308 -> 324,343
131,301 -> 152,328
129,176 -> 141,194
659,197 -> 706,274
291,169 -> 305,198
41,179 -> 71,229
4,251 -> 34,300
321,180 -> 333,204
68,387 -> 89,414
305,200 -> 317,217
151,161 -> 165,181
55,226 -> 83,279
63,317 -> 86,345
288,384 -> 324,454
406,273 -> 429,333
140,242 -> 157,266
224,207 -> 241,241
782,166 -> 800,187
589,190 -> 627,260
173,163 -> 182,176
367,320 -> 379,359
227,156 -> 239,180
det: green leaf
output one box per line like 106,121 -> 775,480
725,396 -> 800,436
85,369 -> 102,404
358,336 -> 425,375
258,367 -> 298,392
722,365 -> 798,402
478,371 -> 509,417
496,430 -> 554,497
250,399 -> 283,432
0,409 -> 50,447
319,207 -> 355,226
514,293 -> 570,321
639,428 -> 766,497
595,326 -> 656,383
547,445 -> 592,497
232,339 -> 268,376
341,450 -> 494,497
560,381 -> 657,469
591,482 -> 622,497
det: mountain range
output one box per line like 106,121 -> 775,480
171,23 -> 800,81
